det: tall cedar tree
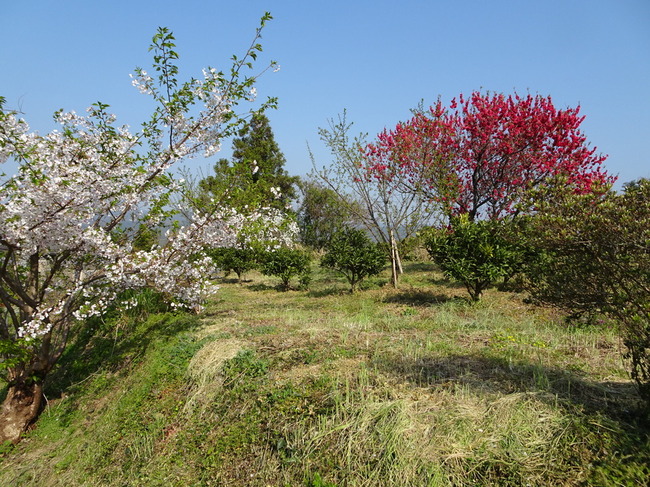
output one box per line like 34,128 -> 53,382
198,113 -> 298,212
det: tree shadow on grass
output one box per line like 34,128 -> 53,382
373,351 -> 650,482
217,277 -> 253,285
246,283 -> 277,292
374,352 -> 646,424
36,311 -> 202,435
374,354 -> 650,485
428,274 -> 468,289
383,288 -> 460,307
307,287 -> 351,298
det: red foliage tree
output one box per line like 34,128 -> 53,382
366,92 -> 614,221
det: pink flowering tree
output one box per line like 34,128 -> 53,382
0,15 -> 283,443
365,92 -> 614,301
366,92 -> 614,222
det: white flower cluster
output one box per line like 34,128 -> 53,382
72,293 -> 116,321
129,70 -> 154,95
0,75 -> 271,341
0,111 -> 30,163
17,306 -> 57,340
226,207 -> 299,251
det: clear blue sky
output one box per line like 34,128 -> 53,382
2,0 -> 649,186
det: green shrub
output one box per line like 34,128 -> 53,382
260,247 -> 311,290
208,247 -> 258,282
132,223 -> 160,251
321,227 -> 386,293
424,215 -> 526,301
222,349 -> 269,382
525,179 -> 650,406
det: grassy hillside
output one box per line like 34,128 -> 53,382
1,263 -> 648,486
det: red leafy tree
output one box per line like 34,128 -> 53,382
366,92 -> 614,221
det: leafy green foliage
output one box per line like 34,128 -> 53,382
321,227 -> 387,292
132,223 -> 159,251
306,472 -> 338,487
208,247 -> 258,282
260,247 -> 311,290
525,179 -> 650,405
0,339 -> 32,377
296,179 -> 359,250
222,349 -> 269,382
196,113 -> 298,213
424,215 -> 526,301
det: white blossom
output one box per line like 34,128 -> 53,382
0,24 -> 281,344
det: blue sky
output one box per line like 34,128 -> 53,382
2,0 -> 649,186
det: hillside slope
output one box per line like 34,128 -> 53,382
1,264 -> 648,486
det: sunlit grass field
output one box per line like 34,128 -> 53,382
1,262 -> 648,486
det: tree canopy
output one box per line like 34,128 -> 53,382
524,179 -> 650,402
296,178 -> 359,250
197,113 -> 298,213
321,227 -> 386,293
366,91 -> 614,221
312,113 -> 436,287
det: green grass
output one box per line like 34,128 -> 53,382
0,263 -> 648,486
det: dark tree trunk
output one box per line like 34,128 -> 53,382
0,379 -> 45,444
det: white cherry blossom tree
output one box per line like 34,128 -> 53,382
0,13 -> 282,443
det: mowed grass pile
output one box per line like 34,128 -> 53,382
1,263 -> 648,486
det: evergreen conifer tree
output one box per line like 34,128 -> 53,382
198,113 -> 298,212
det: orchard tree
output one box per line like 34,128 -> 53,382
208,247 -> 258,283
366,92 -> 613,300
423,215 -> 527,301
366,92 -> 614,222
321,227 -> 387,293
312,112 -> 437,287
206,204 -> 299,282
197,112 -> 298,212
0,15 -> 282,444
260,247 -> 311,291
525,179 -> 650,405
